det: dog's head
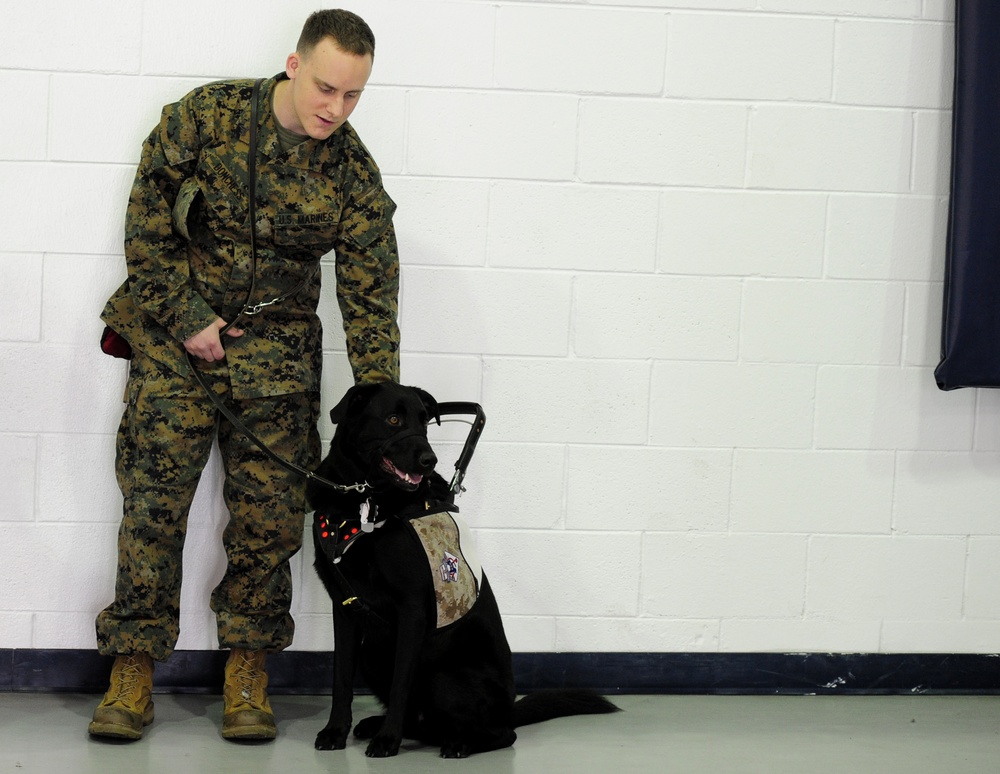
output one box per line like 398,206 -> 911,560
329,382 -> 441,492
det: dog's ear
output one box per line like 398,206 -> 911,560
329,383 -> 381,425
412,386 -> 440,426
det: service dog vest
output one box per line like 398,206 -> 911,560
405,510 -> 483,629
314,503 -> 482,629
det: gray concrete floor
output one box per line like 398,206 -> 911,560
1,693 -> 998,773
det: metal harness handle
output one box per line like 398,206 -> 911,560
435,402 -> 487,494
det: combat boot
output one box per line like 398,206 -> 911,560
222,648 -> 276,740
88,653 -> 155,740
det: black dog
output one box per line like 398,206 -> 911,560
306,382 -> 618,758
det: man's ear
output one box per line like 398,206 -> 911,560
285,51 -> 301,80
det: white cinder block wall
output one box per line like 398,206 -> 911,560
2,0 -> 989,658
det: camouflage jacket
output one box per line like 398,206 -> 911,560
102,74 -> 400,399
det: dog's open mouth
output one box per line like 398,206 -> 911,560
380,457 -> 424,489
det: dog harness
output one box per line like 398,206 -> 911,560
315,500 -> 483,629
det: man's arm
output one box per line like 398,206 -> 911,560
335,220 -> 401,383
124,94 -> 222,348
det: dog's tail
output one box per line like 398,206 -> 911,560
512,689 -> 620,728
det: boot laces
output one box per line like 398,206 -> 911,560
231,651 -> 266,705
109,655 -> 147,702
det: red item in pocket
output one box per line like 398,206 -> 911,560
100,326 -> 133,359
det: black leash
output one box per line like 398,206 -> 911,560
190,363 -> 371,493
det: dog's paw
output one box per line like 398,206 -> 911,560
314,725 -> 349,751
365,735 -> 401,758
353,715 -> 385,740
440,742 -> 472,759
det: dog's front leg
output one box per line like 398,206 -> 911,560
365,610 -> 427,758
315,609 -> 361,751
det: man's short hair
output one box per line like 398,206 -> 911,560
297,9 -> 376,59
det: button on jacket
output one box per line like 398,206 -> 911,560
101,74 -> 401,399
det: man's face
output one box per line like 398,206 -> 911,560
284,38 -> 373,140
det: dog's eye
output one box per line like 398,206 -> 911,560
387,415 -> 401,426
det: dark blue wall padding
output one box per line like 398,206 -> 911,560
935,0 -> 1000,389
5,649 -> 1000,695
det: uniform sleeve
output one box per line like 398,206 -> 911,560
334,181 -> 401,384
123,95 -> 220,343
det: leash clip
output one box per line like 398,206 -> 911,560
243,297 -> 278,315
241,265 -> 319,316
304,471 -> 370,493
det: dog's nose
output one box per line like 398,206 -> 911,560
419,450 -> 437,470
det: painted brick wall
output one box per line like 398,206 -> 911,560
2,0 -> 989,657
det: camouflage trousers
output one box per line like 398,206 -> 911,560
95,352 -> 321,661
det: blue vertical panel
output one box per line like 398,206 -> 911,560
935,0 -> 1000,389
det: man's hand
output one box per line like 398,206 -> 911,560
184,318 -> 244,361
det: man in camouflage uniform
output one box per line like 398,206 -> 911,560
89,9 -> 399,742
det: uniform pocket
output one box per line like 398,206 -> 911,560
115,358 -> 146,496
274,209 -> 341,256
172,177 -> 203,240
272,170 -> 342,257
197,148 -> 248,232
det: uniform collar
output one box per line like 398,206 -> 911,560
256,73 -> 347,169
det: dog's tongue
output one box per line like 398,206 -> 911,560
400,470 -> 423,485
384,458 -> 423,486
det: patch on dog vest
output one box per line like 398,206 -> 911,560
407,510 -> 483,629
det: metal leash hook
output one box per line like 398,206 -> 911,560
303,470 -> 371,493
242,299 -> 278,316
240,264 -> 319,317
